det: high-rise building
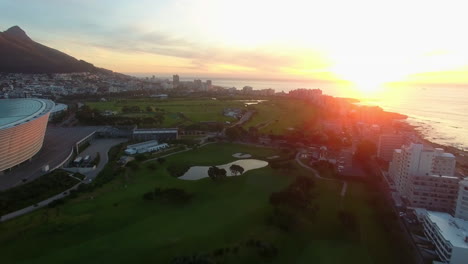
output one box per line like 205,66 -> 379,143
378,134 -> 404,162
206,80 -> 212,90
194,79 -> 202,90
433,148 -> 457,176
391,143 -> 459,213
455,179 -> 468,221
172,75 -> 180,88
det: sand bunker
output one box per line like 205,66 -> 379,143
232,153 -> 252,158
179,159 -> 268,180
267,155 -> 280,160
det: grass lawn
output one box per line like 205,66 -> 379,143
0,170 -> 80,215
0,143 -> 403,263
243,98 -> 318,135
86,98 -> 246,126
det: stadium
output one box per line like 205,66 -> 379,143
0,98 -> 54,173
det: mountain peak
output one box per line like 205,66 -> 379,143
0,26 -> 106,73
4,26 -> 31,41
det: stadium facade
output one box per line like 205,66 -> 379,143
0,98 -> 54,173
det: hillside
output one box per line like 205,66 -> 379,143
0,26 -> 110,74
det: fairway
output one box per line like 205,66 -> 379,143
243,98 -> 318,134
86,98 -> 247,127
0,143 -> 402,263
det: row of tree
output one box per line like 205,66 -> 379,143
76,105 -> 165,126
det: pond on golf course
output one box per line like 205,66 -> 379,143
178,159 -> 268,180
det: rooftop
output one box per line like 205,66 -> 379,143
426,211 -> 468,249
0,98 -> 54,130
133,128 -> 178,134
127,140 -> 160,149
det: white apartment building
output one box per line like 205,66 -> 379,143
408,174 -> 459,213
389,143 -> 458,212
455,179 -> 468,221
378,134 -> 404,162
419,209 -> 468,264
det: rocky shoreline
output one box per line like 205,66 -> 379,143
395,116 -> 468,176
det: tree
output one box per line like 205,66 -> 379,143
229,164 -> 245,176
146,106 -> 153,112
269,176 -> 318,231
208,166 -> 227,181
354,140 -> 377,162
225,126 -> 244,141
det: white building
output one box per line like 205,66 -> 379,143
124,140 -> 169,155
378,134 -> 404,162
390,143 -> 458,212
455,179 -> 468,221
418,209 -> 468,264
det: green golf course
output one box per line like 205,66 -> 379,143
0,143 -> 406,263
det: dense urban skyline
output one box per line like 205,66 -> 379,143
2,0 -> 468,93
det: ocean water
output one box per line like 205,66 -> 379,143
363,85 -> 468,151
207,78 -> 468,150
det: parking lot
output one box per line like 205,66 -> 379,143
0,126 -> 100,190
76,138 -> 128,181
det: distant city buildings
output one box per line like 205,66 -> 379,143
0,72 -> 282,99
390,143 -> 458,213
172,74 -> 180,88
243,86 -> 253,94
206,80 -> 212,90
194,79 -> 203,90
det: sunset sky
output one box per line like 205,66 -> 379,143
2,0 -> 468,90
